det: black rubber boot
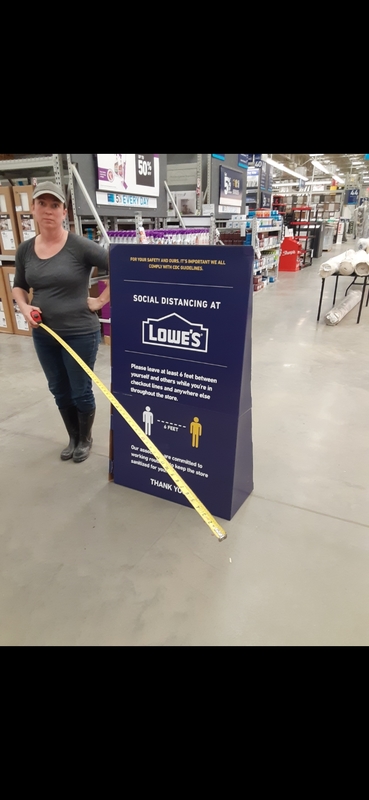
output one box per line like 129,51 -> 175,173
59,406 -> 79,461
73,409 -> 95,463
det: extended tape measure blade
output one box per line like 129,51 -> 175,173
39,322 -> 227,541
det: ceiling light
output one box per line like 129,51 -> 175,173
265,158 -> 308,181
311,160 -> 330,173
272,181 -> 299,187
309,153 -> 324,156
332,174 -> 344,182
305,179 -> 332,185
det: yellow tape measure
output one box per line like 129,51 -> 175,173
36,320 -> 227,541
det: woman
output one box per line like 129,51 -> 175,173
12,181 -> 110,463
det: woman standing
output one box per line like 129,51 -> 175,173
12,181 -> 110,463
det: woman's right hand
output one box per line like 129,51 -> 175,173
21,305 -> 42,328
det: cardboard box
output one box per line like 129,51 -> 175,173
0,187 -> 20,255
0,268 -> 14,333
12,185 -> 34,212
2,266 -> 33,336
16,212 -> 39,242
12,186 -> 39,242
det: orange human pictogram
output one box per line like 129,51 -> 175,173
190,417 -> 202,448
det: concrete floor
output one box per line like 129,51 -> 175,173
1,239 -> 369,646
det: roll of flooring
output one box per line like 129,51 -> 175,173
325,291 -> 362,325
319,250 -> 354,278
358,237 -> 369,250
353,250 -> 369,276
338,249 -> 356,275
319,262 -> 338,278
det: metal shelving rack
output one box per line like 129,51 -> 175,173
290,207 -> 317,268
254,217 -> 283,280
0,154 -> 72,263
166,154 -> 202,218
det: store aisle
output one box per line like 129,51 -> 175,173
1,240 -> 368,646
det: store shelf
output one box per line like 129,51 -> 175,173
0,255 -> 16,261
260,243 -> 280,251
257,226 -> 282,232
0,157 -> 55,170
290,221 -> 317,226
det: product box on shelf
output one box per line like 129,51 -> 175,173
2,266 -> 33,336
0,187 -> 20,255
12,186 -> 40,242
16,212 -> 39,242
0,268 -> 14,333
12,185 -> 34,213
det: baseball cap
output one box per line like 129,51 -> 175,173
33,181 -> 66,204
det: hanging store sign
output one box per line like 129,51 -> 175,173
260,191 -> 271,209
96,191 -> 157,208
245,192 -> 258,205
212,154 -> 225,160
238,154 -> 249,169
247,168 -> 259,188
268,165 -> 273,192
254,154 -> 262,168
219,166 -> 243,209
345,188 -> 359,205
97,154 -> 160,197
260,161 -> 272,191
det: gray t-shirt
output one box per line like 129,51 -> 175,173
14,232 -> 109,335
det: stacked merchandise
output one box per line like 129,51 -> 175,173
219,231 -> 246,246
272,194 -> 287,216
354,203 -> 369,240
319,247 -> 369,279
248,209 -> 283,289
318,245 -> 369,326
0,184 -> 40,257
0,268 -> 13,334
106,228 -> 210,245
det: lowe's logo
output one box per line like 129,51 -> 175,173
142,313 -> 209,352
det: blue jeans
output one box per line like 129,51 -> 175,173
33,328 -> 101,413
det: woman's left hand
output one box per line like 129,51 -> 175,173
87,296 -> 103,312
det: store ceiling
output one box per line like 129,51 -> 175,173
271,154 -> 369,182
